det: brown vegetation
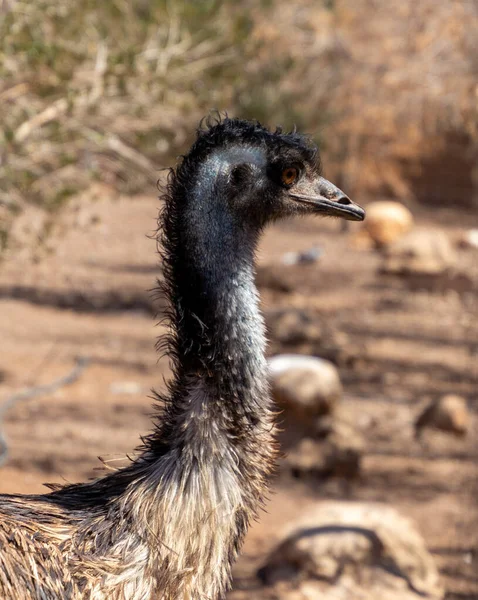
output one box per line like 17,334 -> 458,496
1,0 -> 477,256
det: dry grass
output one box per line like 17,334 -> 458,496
250,0 -> 478,202
0,1 -> 245,204
0,0 -> 264,251
1,0 -> 477,255
332,1 -> 478,202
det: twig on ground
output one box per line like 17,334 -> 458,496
0,356 -> 90,467
14,98 -> 69,144
106,134 -> 156,173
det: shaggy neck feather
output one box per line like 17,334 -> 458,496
153,149 -> 274,456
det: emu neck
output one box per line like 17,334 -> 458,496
173,205 -> 267,424
155,149 -> 274,457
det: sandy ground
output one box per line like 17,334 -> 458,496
0,193 -> 477,599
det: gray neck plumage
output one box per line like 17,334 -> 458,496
154,147 -> 273,454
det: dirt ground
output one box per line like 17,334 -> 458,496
0,193 -> 477,599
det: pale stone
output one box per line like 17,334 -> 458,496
364,201 -> 414,246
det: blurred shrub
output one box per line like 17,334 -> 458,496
247,0 -> 478,206
0,1 -> 251,209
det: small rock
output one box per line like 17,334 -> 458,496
269,355 -> 342,422
109,381 -> 142,395
364,201 -> 414,247
457,229 -> 478,250
415,394 -> 469,438
281,246 -> 323,266
258,501 -> 444,599
383,228 -> 456,275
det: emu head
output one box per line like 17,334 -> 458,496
175,118 -> 365,232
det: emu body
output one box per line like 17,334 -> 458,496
0,118 -> 364,600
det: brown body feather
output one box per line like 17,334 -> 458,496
0,388 -> 276,599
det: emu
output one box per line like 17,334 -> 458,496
0,117 -> 364,600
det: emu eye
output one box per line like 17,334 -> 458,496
281,166 -> 299,186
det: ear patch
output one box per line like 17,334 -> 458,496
230,164 -> 252,187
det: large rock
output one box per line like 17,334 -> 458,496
268,356 -> 362,480
268,355 -> 342,423
364,201 -> 414,247
415,394 -> 469,438
383,228 -> 456,275
258,501 -> 444,600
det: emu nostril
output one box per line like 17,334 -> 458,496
336,195 -> 352,205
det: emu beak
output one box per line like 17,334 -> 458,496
289,176 -> 365,221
